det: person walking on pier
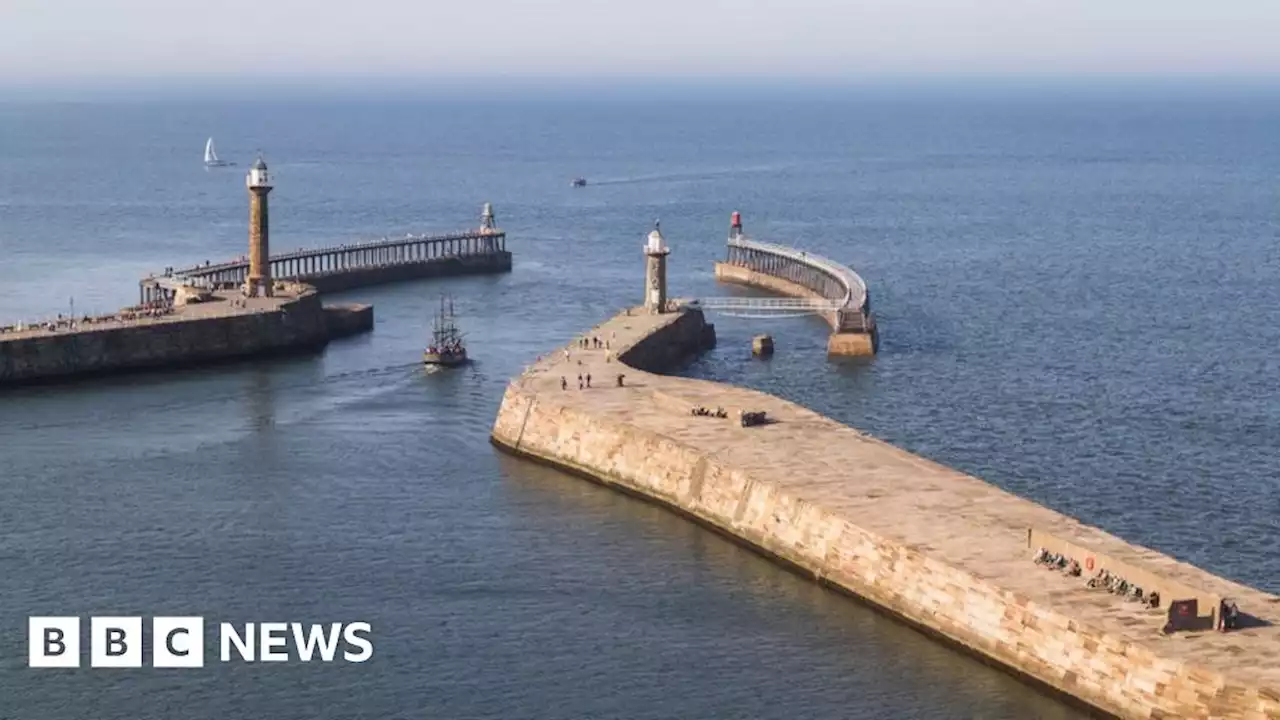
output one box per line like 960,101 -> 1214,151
578,374 -> 583,390
561,376 -> 567,391
586,373 -> 591,388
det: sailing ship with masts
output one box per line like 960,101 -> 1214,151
423,295 -> 468,367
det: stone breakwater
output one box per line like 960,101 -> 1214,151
0,288 -> 370,387
491,306 -> 1280,720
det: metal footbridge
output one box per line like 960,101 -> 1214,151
690,296 -> 846,318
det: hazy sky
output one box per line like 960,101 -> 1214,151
4,0 -> 1280,82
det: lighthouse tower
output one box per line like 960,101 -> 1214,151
244,155 -> 273,298
479,202 -> 497,233
643,221 -> 670,314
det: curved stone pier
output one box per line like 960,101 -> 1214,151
714,227 -> 877,356
492,305 -> 1280,720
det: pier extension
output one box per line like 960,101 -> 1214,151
714,212 -> 877,356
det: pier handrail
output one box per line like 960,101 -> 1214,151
727,235 -> 868,313
173,229 -> 505,277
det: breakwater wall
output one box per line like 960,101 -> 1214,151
323,303 -> 375,339
0,290 -> 344,387
491,306 -> 1280,720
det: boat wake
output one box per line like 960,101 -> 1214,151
586,165 -> 788,187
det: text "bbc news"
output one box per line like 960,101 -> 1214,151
28,617 -> 373,668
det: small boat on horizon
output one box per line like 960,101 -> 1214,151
571,177 -> 587,187
204,137 -> 233,168
423,295 -> 468,368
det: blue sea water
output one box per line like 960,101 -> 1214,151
1,80 -> 1278,719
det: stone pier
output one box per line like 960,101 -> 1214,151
0,285 -> 368,386
491,305 -> 1280,720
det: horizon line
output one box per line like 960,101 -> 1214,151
5,72 -> 1280,102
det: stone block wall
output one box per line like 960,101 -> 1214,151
323,303 -> 375,339
0,292 -> 331,386
616,308 -> 716,372
491,311 -> 1280,719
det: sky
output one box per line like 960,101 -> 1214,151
3,0 -> 1280,84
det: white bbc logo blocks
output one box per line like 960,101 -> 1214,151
90,617 -> 142,667
28,616 -> 206,668
28,617 -> 80,668
152,617 -> 204,668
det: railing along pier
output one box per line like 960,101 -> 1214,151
139,204 -> 512,304
167,230 -> 507,292
713,215 -> 877,355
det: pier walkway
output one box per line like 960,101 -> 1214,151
495,306 -> 1280,719
712,215 -> 877,355
140,205 -> 511,304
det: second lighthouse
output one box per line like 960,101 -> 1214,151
644,221 -> 670,314
245,155 -> 273,297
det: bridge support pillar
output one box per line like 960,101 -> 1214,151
827,330 -> 877,357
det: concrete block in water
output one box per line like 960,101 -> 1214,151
752,334 -> 774,356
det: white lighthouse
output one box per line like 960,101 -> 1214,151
643,221 -> 670,314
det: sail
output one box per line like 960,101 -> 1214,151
204,138 -> 217,164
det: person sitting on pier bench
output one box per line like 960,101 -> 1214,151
1219,597 -> 1240,631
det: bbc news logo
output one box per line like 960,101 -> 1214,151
28,617 -> 373,668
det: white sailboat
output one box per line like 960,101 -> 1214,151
203,137 -> 232,167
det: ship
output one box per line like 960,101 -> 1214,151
571,177 -> 587,187
423,295 -> 468,367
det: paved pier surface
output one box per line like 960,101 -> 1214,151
495,306 -> 1280,719
0,286 -> 370,387
0,290 -> 289,342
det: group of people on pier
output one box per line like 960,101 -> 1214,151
578,335 -> 611,351
0,300 -> 175,338
560,372 -> 626,391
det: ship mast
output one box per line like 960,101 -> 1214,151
430,295 -> 463,348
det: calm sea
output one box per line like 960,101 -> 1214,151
1,81 -> 1278,719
